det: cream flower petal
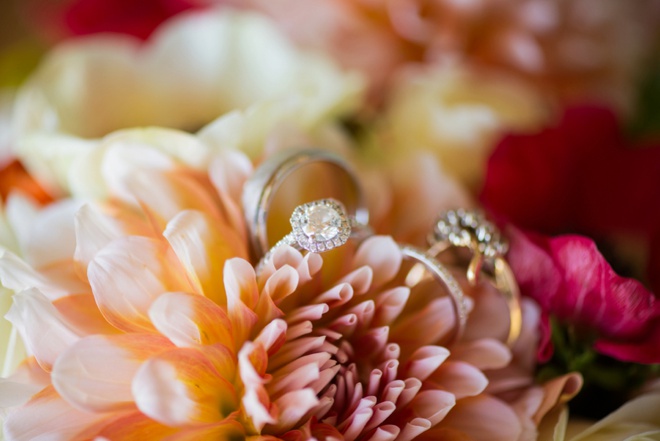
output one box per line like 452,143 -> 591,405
0,249 -> 70,300
148,292 -> 234,350
268,388 -> 320,433
73,204 -> 125,270
87,236 -> 192,332
132,347 -> 238,427
52,334 -> 172,413
6,198 -> 81,269
0,287 -> 26,377
5,288 -> 80,372
3,386 -> 110,441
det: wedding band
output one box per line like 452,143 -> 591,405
242,149 -> 369,260
427,209 -> 522,346
401,245 -> 468,343
257,198 -> 370,273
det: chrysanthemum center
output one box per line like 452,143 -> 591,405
302,205 -> 341,241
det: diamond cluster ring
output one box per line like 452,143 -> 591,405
428,209 -> 522,346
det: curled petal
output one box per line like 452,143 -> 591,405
352,236 -> 402,289
133,347 -> 238,426
52,334 -> 172,412
6,288 -> 80,371
404,346 -> 450,381
449,339 -> 512,370
427,361 -> 489,399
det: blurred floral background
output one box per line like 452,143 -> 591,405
0,0 -> 659,440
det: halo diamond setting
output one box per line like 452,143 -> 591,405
291,199 -> 352,252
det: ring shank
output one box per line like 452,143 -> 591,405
242,149 -> 369,260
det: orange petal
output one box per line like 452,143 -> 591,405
164,209 -> 246,304
148,291 -> 234,349
87,236 -> 192,332
133,347 -> 238,427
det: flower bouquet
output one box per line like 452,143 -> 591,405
0,0 -> 659,440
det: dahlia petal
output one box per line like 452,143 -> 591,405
262,265 -> 299,303
0,377 -> 43,408
239,342 -> 276,431
531,373 -> 582,424
397,418 -> 432,441
52,334 -> 172,412
93,411 -> 180,440
267,362 -> 320,399
352,236 -> 402,289
0,249 -> 69,299
3,386 -> 109,441
397,378 -> 423,409
73,204 -> 124,269
313,282 -> 353,307
167,209 -> 247,293
341,406 -> 373,441
364,425 -> 399,441
9,197 -> 81,269
339,266 -> 374,295
364,401 -> 396,432
269,388 -> 319,433
449,339 -> 512,370
391,297 -> 455,351
373,287 -> 410,327
5,288 -> 80,371
437,395 -> 523,441
254,319 -> 288,355
410,389 -> 455,425
133,347 -> 238,426
4,193 -> 39,254
268,336 -> 327,372
404,346 -> 450,381
88,235 -> 191,332
428,361 -> 489,399
54,293 -> 121,336
208,150 -> 253,212
148,291 -> 234,349
224,258 -> 259,310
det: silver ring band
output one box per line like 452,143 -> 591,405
400,245 -> 467,343
242,149 -> 369,260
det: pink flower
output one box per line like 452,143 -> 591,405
0,139 -> 578,439
508,230 -> 660,364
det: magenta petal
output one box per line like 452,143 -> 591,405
508,229 -> 660,363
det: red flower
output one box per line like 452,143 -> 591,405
481,106 -> 660,239
23,0 -> 203,41
480,105 -> 660,292
479,105 -> 660,364
508,230 -> 660,364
